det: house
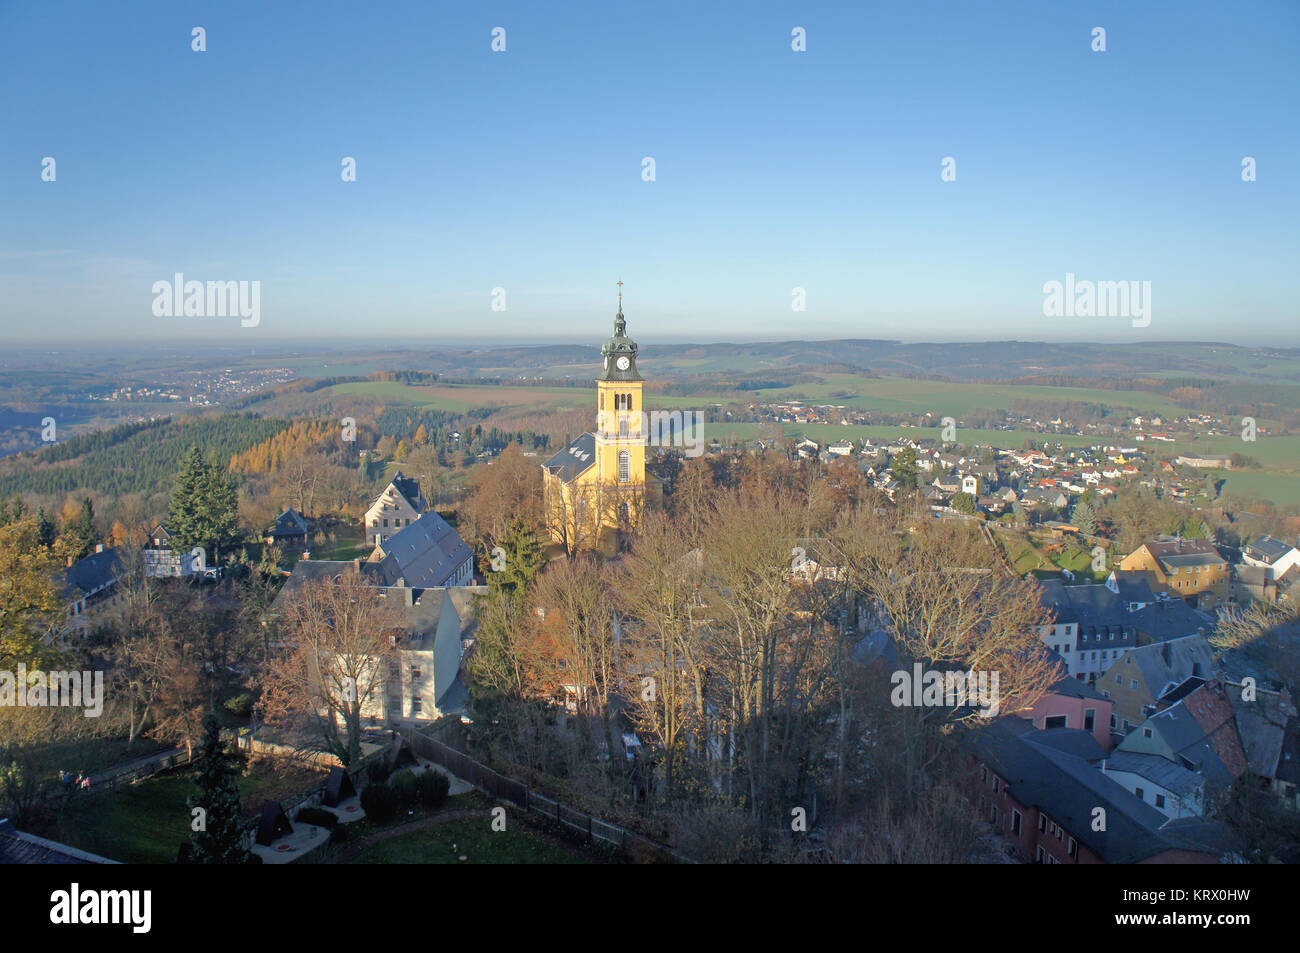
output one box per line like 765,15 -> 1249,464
368,510 -> 474,589
62,545 -> 123,639
364,471 -> 427,548
1129,599 -> 1214,646
1036,579 -> 1141,682
1241,535 -> 1300,580
1020,676 -> 1115,752
1176,454 -> 1232,469
1120,535 -> 1230,607
969,719 -> 1222,863
1097,635 -> 1219,732
266,508 -> 310,548
1102,680 -> 1247,819
143,522 -> 203,578
270,560 -> 485,726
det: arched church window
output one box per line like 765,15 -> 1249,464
618,450 -> 630,483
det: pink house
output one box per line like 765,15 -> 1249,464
1020,677 -> 1114,752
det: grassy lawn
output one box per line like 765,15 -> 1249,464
345,817 -> 586,865
53,761 -> 326,864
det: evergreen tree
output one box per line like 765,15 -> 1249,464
488,517 -> 545,595
61,497 -> 98,562
1072,500 -> 1098,536
169,447 -> 240,563
35,507 -> 55,548
889,447 -> 919,489
186,713 -> 249,864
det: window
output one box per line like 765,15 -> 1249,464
1012,810 -> 1022,836
1067,837 -> 1078,859
1155,794 -> 1166,809
1038,815 -> 1047,833
412,699 -> 422,713
1044,715 -> 1067,730
981,765 -> 988,783
993,777 -> 1000,793
383,519 -> 389,527
1143,727 -> 1153,738
410,667 -> 422,679
620,416 -> 629,437
1084,708 -> 1096,731
618,450 -> 630,483
1035,845 -> 1046,863
1130,679 -> 1138,690
1135,787 -> 1145,801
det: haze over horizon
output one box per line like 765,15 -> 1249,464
2,0 -> 1297,345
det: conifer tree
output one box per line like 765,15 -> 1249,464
186,713 -> 249,864
169,447 -> 240,563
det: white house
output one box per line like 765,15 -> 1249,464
364,471 -> 427,547
1242,535 -> 1300,580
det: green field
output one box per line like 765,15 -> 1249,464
345,817 -> 585,865
749,373 -> 1194,418
321,374 -> 1300,506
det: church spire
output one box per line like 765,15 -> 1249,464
615,279 -> 625,336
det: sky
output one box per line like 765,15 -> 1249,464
1,0 -> 1297,347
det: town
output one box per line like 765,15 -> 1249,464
1,303 -> 1296,871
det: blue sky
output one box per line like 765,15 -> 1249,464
1,0 -> 1296,346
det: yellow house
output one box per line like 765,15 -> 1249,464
542,286 -> 661,551
1119,535 -> 1229,606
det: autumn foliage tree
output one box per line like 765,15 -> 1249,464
260,568 -> 405,765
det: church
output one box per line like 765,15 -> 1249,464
541,285 -> 661,551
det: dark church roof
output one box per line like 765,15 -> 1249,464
543,432 -> 598,484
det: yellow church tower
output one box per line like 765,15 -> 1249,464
541,282 -> 658,551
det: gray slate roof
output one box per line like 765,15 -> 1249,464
374,511 -> 472,589
969,720 -> 1203,863
542,432 -> 598,484
1102,750 -> 1203,797
268,508 -> 310,538
64,547 -> 122,598
0,818 -> 118,864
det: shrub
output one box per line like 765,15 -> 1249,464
295,806 -> 338,830
366,759 -> 390,785
360,783 -> 398,824
223,692 -> 255,717
415,769 -> 450,809
391,769 -> 417,808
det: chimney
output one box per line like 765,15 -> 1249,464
1161,642 -> 1172,667
95,543 -> 104,554
353,558 -> 361,571
405,587 -> 415,607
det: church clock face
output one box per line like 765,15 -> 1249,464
616,356 -> 630,370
